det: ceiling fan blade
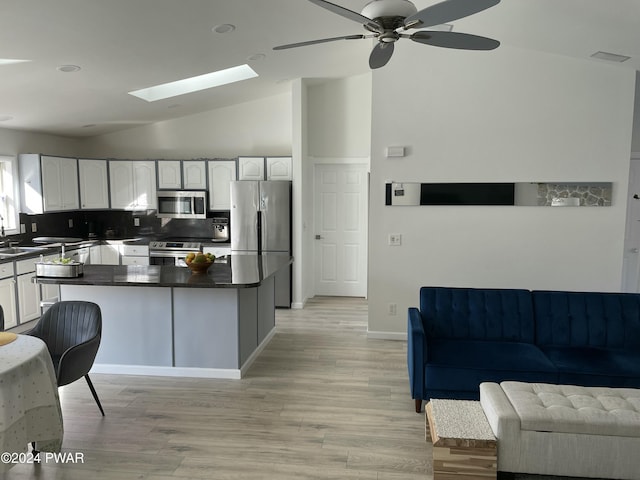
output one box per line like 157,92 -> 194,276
411,31 -> 499,50
273,34 -> 367,50
369,43 -> 395,69
307,0 -> 382,33
404,0 -> 500,29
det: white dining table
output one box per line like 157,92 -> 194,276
0,333 -> 64,472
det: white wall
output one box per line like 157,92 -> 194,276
632,71 -> 640,153
368,44 -> 636,336
0,127 -> 79,157
77,93 -> 292,159
306,75 -> 372,158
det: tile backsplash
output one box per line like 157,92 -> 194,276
15,209 -> 229,242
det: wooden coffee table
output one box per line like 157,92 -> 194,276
425,399 -> 497,479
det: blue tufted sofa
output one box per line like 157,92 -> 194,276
408,286 -> 640,412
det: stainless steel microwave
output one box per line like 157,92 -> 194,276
156,191 -> 207,219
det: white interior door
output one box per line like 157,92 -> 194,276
314,164 -> 368,297
622,158 -> 640,292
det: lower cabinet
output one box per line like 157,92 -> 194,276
16,258 -> 41,324
100,244 -> 121,265
0,276 -> 17,329
121,244 -> 149,265
17,272 -> 40,323
40,254 -> 60,310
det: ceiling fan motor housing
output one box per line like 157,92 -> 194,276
360,0 -> 418,21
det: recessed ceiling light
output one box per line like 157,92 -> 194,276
57,64 -> 81,73
247,53 -> 266,62
0,59 -> 30,66
128,64 -> 259,102
590,51 -> 631,63
0,115 -> 13,122
212,24 -> 235,34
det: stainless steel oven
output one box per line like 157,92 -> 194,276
149,241 -> 202,266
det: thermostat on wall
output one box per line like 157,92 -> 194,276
386,146 -> 405,157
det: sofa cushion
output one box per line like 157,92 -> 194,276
425,339 -> 558,394
533,290 -> 640,350
499,381 -> 640,437
541,346 -> 640,388
420,287 -> 535,342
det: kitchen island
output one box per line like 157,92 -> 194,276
35,254 -> 293,379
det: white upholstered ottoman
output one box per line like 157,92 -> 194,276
480,381 -> 640,480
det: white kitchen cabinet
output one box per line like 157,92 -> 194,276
158,160 -> 182,189
89,245 -> 101,264
79,158 -> 109,209
16,258 -> 40,324
109,160 -> 157,210
183,161 -> 207,190
101,243 -> 121,265
208,160 -> 237,210
39,254 -> 59,309
121,244 -> 149,265
42,156 -> 79,211
266,157 -> 292,180
0,263 -> 16,329
19,154 -> 79,213
121,256 -> 149,265
238,157 -> 264,181
67,247 -> 90,264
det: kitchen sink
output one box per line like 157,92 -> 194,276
0,246 -> 48,257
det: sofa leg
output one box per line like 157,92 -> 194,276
415,398 -> 423,413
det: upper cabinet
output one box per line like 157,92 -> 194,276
183,161 -> 207,190
109,160 -> 157,210
157,160 -> 207,190
79,158 -> 109,209
266,157 -> 292,180
157,160 -> 182,189
238,156 -> 292,181
208,160 -> 236,210
238,157 -> 265,181
19,154 -> 79,213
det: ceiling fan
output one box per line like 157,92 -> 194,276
273,0 -> 501,69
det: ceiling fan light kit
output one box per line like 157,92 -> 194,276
273,0 -> 501,69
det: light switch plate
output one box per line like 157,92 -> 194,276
388,234 -> 402,246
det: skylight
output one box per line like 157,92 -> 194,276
0,59 -> 30,66
128,64 -> 258,102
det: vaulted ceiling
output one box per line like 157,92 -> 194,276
1,0 -> 638,137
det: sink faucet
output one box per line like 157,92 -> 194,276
0,214 -> 6,246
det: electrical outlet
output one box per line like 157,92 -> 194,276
388,234 -> 402,246
31,222 -> 37,233
68,219 -> 73,228
388,303 -> 397,315
134,217 -> 140,227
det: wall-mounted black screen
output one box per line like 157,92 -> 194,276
419,183 -> 515,205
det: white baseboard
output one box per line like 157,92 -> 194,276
367,331 -> 407,341
240,327 -> 276,376
91,327 -> 278,380
90,364 -> 241,379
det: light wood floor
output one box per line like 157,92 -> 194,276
4,297 -> 430,480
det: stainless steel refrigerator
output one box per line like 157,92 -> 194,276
230,180 -> 292,307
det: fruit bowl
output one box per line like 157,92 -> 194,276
187,260 -> 213,274
184,252 -> 216,274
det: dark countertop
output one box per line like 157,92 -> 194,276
35,254 -> 292,288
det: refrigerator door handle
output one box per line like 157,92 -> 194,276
256,210 -> 263,254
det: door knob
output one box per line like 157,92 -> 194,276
315,235 -> 323,240
632,248 -> 639,253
